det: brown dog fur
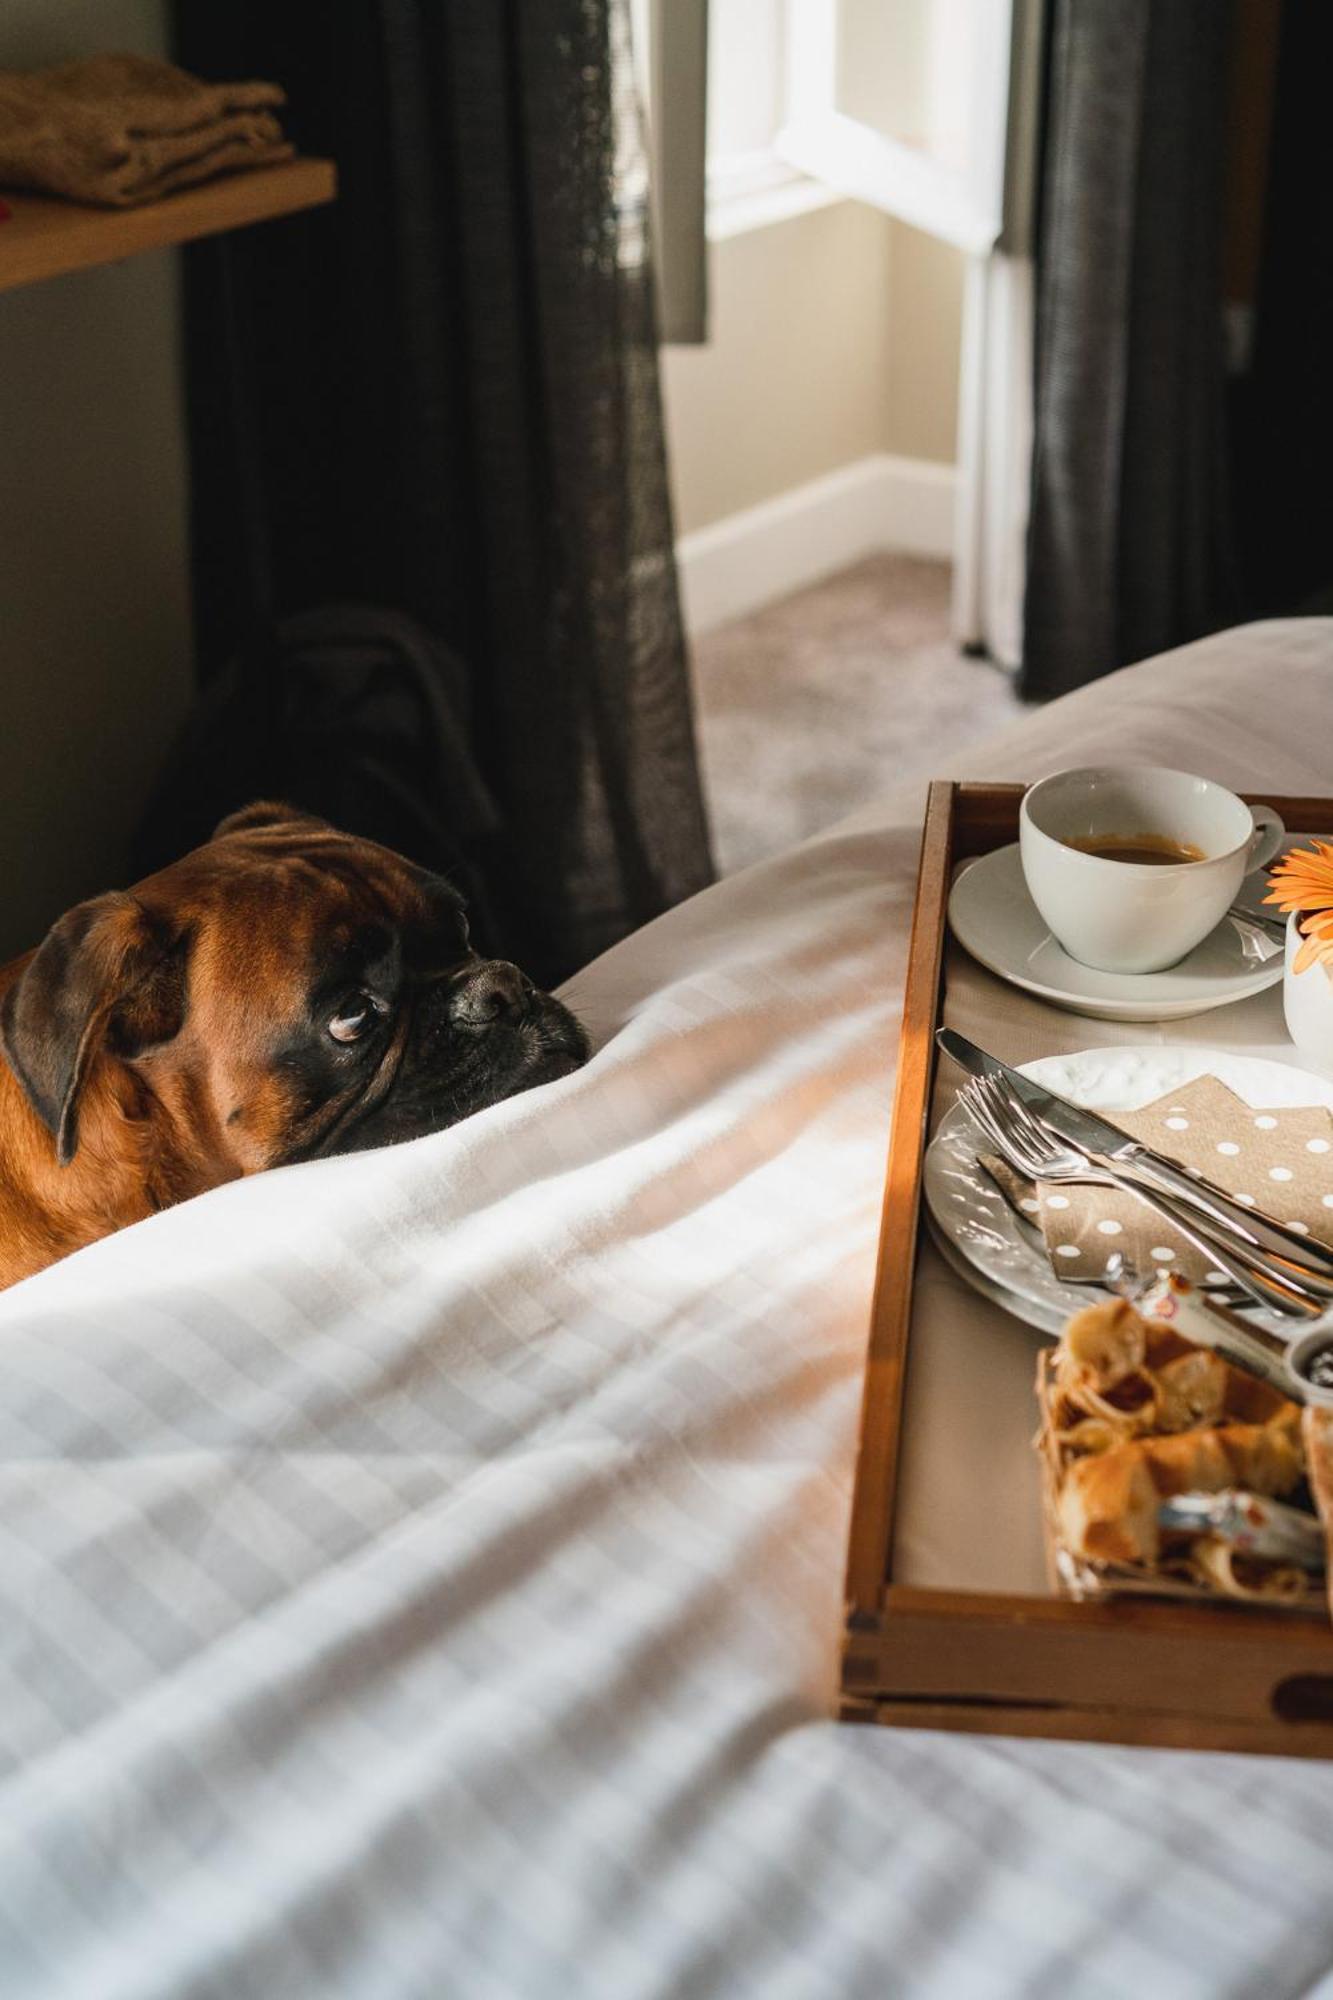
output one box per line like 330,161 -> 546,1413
0,804 -> 585,1291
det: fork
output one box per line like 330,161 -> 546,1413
983,1075 -> 1333,1303
962,1074 -> 1325,1321
972,1156 -> 1250,1309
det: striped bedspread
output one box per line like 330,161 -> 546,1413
2,620 -> 1332,1998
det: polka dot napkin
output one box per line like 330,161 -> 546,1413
984,1074 -> 1333,1284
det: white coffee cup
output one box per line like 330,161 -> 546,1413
1019,765 -> 1285,975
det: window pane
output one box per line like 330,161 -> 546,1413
837,0 -> 978,176
708,0 -> 784,163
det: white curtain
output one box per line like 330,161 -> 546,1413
951,0 -> 1046,669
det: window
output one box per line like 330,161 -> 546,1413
633,0 -> 837,239
704,0 -> 841,235
637,0 -> 1014,251
777,0 -> 1013,253
708,0 -> 784,165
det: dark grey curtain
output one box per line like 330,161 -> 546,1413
1020,0 -> 1237,700
160,0 -> 713,985
1231,4 -> 1333,616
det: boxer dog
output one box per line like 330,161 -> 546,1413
0,803 -> 589,1291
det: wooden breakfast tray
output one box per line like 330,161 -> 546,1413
840,781 -> 1333,1757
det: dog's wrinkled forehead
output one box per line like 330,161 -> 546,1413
159,808 -> 469,1018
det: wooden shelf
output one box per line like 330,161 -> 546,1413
0,156 -> 336,295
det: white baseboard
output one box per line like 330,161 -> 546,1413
676,453 -> 957,637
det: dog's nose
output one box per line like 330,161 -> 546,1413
449,959 -> 533,1027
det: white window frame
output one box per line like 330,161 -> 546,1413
701,0 -> 838,240
706,146 -> 842,240
695,0 -> 1016,245
774,0 -> 1014,254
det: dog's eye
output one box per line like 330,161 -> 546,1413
328,993 -> 383,1044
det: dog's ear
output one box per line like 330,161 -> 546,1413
0,894 -> 187,1166
213,801 -> 331,840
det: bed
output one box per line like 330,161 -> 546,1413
2,619 -> 1332,1999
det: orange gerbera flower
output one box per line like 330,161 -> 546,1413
1266,839 -> 1333,976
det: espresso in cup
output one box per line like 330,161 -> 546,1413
1064,833 -> 1205,867
1020,766 -> 1285,974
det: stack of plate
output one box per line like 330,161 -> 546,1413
924,1045 -> 1333,1335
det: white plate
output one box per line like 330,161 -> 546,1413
923,1044 -> 1333,1337
948,842 -> 1286,1021
923,1209 -> 1075,1336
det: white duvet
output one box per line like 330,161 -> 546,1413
2,621 -> 1333,1999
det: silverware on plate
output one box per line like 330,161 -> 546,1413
960,1072 -> 1326,1321
972,1155 -> 1249,1309
937,1027 -> 1333,1300
977,1111 -> 1333,1400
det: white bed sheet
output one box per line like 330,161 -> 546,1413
2,620 -> 1333,2000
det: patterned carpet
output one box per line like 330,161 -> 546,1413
692,552 -> 1026,876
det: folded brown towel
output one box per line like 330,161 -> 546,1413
0,52 -> 293,207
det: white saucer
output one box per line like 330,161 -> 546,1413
948,842 -> 1286,1021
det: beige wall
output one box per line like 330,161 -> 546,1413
883,219 -> 965,467
0,0 -> 191,960
662,200 -> 895,535
661,202 -> 964,539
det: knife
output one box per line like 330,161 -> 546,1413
936,1027 -> 1333,1297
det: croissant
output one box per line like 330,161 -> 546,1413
1302,1407 -> 1333,1622
1193,1538 -> 1309,1604
1053,1300 -> 1233,1442
1060,1299 -> 1145,1388
1149,1349 -> 1228,1433
1223,1367 -> 1294,1426
1058,1413 -> 1305,1567
1057,1447 -> 1159,1565
1054,1415 -> 1131,1458
1055,1373 -> 1159,1438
